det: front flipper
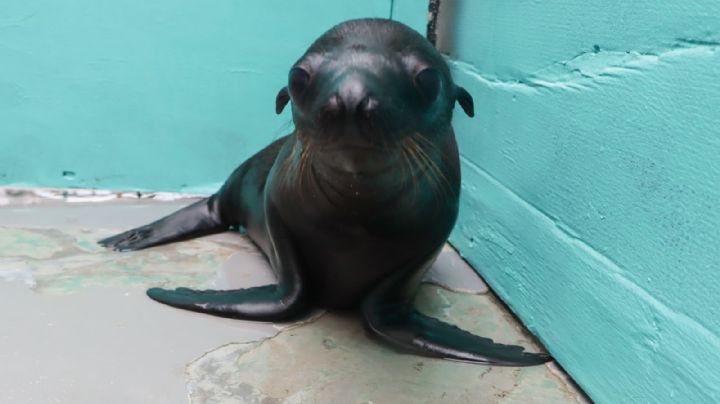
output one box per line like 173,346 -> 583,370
362,258 -> 551,366
99,196 -> 226,251
146,202 -> 308,321
146,285 -> 304,321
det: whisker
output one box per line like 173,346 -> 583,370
400,142 -> 418,198
404,139 -> 439,203
413,132 -> 456,195
406,137 -> 450,205
278,137 -> 299,190
298,141 -> 313,200
410,135 -> 451,193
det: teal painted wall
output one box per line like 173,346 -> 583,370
0,0 -> 397,192
442,1 -> 720,403
6,1 -> 718,401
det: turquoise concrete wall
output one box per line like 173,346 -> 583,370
0,0 -> 400,192
443,1 -> 720,403
6,1 -> 718,401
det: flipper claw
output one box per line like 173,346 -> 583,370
98,226 -> 159,251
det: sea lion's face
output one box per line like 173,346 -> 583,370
275,19 -> 473,176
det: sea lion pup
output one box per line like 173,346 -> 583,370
100,18 -> 549,366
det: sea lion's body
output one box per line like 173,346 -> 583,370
205,129 -> 457,309
100,19 -> 549,365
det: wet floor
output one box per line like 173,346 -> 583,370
0,188 -> 588,403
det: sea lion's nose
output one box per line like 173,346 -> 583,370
321,73 -> 378,124
338,74 -> 367,113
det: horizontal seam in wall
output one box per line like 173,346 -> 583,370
459,154 -> 720,348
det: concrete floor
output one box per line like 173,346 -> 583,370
0,188 -> 588,404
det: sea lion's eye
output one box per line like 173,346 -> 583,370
289,67 -> 311,99
414,68 -> 440,103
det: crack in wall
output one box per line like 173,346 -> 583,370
451,38 -> 719,94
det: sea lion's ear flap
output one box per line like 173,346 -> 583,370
455,86 -> 474,117
275,87 -> 290,114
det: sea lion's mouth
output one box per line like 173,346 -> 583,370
319,144 -> 384,153
315,147 -> 399,177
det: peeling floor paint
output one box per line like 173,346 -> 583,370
0,191 -> 587,403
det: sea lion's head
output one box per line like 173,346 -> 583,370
275,18 -> 473,178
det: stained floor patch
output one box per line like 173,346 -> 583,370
0,226 -> 252,293
0,189 -> 587,403
187,292 -> 582,404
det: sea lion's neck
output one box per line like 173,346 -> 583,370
273,136 -> 398,206
311,151 -> 405,204
276,132 -> 459,213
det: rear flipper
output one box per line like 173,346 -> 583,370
363,302 -> 550,365
362,257 -> 551,366
98,196 -> 226,251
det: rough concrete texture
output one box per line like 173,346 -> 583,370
437,1 -> 720,403
0,190 -> 586,403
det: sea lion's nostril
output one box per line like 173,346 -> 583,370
357,96 -> 378,120
321,93 -> 378,124
326,93 -> 344,115
317,93 -> 346,127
